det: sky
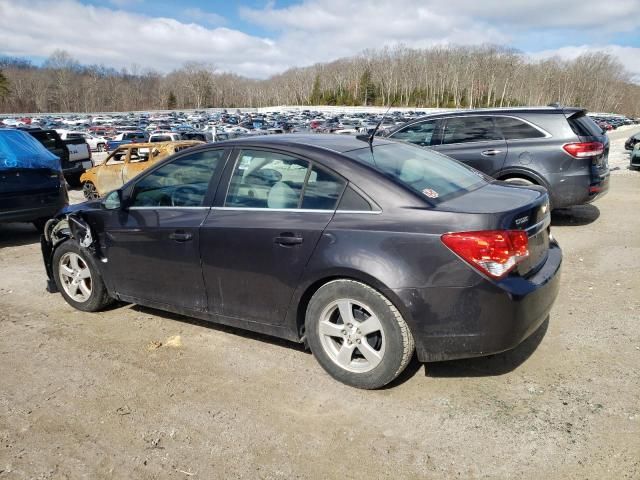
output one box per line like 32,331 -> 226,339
0,0 -> 639,80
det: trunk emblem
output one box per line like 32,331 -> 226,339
515,216 -> 529,226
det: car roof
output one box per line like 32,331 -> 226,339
213,133 -> 395,154
401,106 -> 585,121
118,140 -> 203,149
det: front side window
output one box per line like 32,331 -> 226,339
442,116 -> 502,145
344,142 -> 486,203
131,149 -> 223,207
390,120 -> 437,146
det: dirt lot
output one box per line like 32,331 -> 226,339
1,131 -> 639,479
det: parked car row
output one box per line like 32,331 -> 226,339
588,113 -> 638,131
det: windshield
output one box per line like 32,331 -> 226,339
343,142 -> 487,203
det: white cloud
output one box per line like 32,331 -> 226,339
0,0 -> 638,81
0,0 -> 287,77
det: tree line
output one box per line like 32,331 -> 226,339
0,45 -> 638,117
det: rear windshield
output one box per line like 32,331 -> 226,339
151,135 -> 173,142
568,113 -> 603,137
343,142 -> 487,203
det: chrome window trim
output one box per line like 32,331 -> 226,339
212,206 -> 334,214
335,209 -> 382,215
128,206 -> 211,210
210,206 -> 381,215
436,115 -> 551,146
397,114 -> 552,147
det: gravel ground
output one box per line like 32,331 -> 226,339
1,131 -> 639,479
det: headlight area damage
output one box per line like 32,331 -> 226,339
41,213 -> 99,293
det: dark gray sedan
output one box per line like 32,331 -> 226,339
42,135 -> 561,389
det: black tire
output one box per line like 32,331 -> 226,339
97,143 -> 105,152
65,173 -> 82,188
52,240 -> 113,312
305,279 -> 414,389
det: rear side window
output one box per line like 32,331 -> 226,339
225,150 -> 309,209
390,120 -> 437,146
568,113 -> 603,137
225,150 -> 345,210
151,135 -> 172,143
301,165 -> 345,210
494,117 -> 546,140
442,116 -> 502,145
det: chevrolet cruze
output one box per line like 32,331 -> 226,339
42,134 -> 561,389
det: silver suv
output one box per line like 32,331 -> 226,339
386,107 -> 610,209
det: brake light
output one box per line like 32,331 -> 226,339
441,230 -> 529,279
562,142 -> 604,158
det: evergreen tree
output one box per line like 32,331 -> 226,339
166,90 -> 177,110
309,74 -> 322,105
358,68 -> 376,106
0,69 -> 9,100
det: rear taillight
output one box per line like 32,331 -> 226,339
562,142 -> 604,158
441,230 -> 529,279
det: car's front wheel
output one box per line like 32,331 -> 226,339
305,279 -> 414,389
52,241 -> 113,312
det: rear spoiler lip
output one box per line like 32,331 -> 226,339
564,108 -> 587,118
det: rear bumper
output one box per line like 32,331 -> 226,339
392,241 -> 562,362
548,166 -> 609,208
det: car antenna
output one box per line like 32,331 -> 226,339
357,105 -> 392,149
368,105 -> 392,147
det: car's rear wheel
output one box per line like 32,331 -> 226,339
305,279 -> 414,389
97,143 -> 105,152
52,241 -> 113,312
83,181 -> 99,200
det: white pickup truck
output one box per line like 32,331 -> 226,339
55,130 -> 94,186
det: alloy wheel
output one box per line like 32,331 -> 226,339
58,252 -> 93,303
318,298 -> 386,373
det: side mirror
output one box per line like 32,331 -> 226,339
102,190 -> 123,210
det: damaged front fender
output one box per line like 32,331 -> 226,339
41,212 -> 97,293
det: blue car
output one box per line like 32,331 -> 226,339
0,129 -> 68,230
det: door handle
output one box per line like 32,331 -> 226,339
274,233 -> 303,246
481,149 -> 503,156
169,231 -> 193,242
